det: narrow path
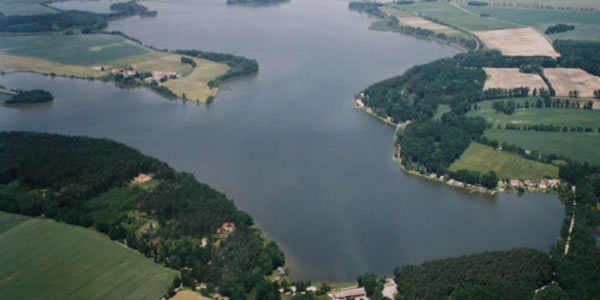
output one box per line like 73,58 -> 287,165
564,186 -> 576,255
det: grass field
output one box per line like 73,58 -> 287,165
462,4 -> 600,41
456,0 -> 600,10
449,142 -> 558,180
0,88 -> 16,103
0,211 -> 178,300
0,35 -> 150,66
394,2 -> 520,31
0,34 -> 229,102
467,97 -> 600,164
0,0 -> 58,16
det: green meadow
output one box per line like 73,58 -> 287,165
449,142 -> 558,180
0,34 -> 149,66
463,5 -> 600,41
0,211 -> 178,300
394,2 -> 520,31
467,97 -> 600,164
0,0 -> 57,16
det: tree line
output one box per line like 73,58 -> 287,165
3,89 -> 53,105
175,49 -> 259,88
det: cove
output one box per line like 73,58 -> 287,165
0,0 -> 564,282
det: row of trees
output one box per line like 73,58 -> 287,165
501,123 -> 596,133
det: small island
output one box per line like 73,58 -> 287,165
0,88 -> 53,105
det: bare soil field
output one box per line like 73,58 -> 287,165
544,68 -> 600,97
483,68 -> 548,93
474,27 -> 560,57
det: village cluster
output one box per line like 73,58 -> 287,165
443,174 -> 560,193
110,67 -> 181,83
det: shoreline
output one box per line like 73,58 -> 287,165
354,99 -> 560,196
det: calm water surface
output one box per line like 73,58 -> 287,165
0,0 -> 564,282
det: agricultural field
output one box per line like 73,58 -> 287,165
0,34 -> 228,102
0,34 -> 150,66
455,0 -> 600,11
474,27 -> 559,57
483,68 -> 547,93
380,6 -> 470,39
544,68 -> 600,98
0,211 -> 178,300
449,142 -> 558,180
163,57 -> 229,102
391,2 -> 520,31
462,4 -> 600,41
0,0 -> 58,16
467,97 -> 600,164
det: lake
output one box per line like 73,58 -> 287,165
0,0 -> 564,282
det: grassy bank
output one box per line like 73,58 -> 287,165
0,211 -> 178,299
449,142 -> 558,180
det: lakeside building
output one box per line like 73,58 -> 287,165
330,287 -> 367,300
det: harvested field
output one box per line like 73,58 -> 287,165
544,68 -> 600,97
398,17 -> 454,31
474,27 -> 560,58
170,290 -> 211,300
162,57 -> 229,102
483,68 -> 548,93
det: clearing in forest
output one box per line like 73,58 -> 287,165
0,211 -> 178,300
449,142 -> 558,180
543,68 -> 600,97
474,27 -> 560,58
483,68 -> 548,94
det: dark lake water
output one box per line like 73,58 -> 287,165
0,0 -> 564,282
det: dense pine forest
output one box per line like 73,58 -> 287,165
0,132 -> 283,299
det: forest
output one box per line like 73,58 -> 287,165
362,57 -> 486,122
398,113 -> 486,174
175,49 -> 259,88
0,132 -> 284,300
3,89 -> 53,104
554,40 -> 600,77
348,2 -> 385,18
392,248 -> 553,299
